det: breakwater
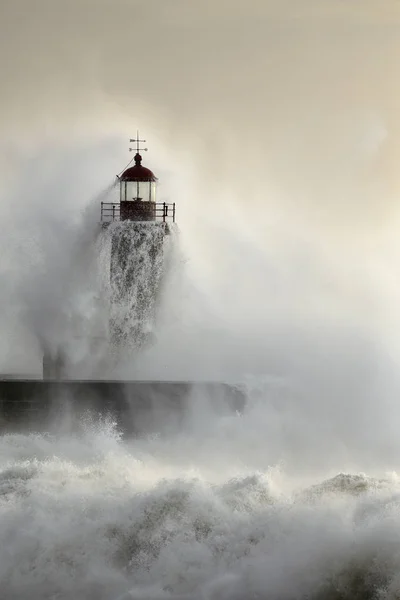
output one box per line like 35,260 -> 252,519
0,380 -> 245,435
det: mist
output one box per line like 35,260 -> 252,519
4,6 -> 400,598
0,1 -> 400,456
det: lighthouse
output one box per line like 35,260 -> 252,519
101,134 -> 176,357
42,134 -> 176,380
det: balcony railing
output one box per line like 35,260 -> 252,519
101,202 -> 176,223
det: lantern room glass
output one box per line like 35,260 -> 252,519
120,181 -> 157,203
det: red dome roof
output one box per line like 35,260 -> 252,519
120,153 -> 157,182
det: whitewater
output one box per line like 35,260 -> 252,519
2,373 -> 400,600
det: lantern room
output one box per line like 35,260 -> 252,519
120,153 -> 157,203
119,151 -> 157,221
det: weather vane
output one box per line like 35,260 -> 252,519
129,131 -> 148,154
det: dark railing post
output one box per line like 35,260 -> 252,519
101,201 -> 103,221
163,202 -> 166,222
112,204 -> 115,221
173,202 -> 176,223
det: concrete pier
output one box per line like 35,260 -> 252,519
0,380 -> 246,435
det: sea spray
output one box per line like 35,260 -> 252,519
2,381 -> 400,600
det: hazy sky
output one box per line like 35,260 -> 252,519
1,1 -> 399,224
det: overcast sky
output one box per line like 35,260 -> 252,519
0,1 -> 399,221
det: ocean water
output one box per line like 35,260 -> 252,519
2,380 -> 400,600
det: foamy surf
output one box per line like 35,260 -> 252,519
2,409 -> 400,600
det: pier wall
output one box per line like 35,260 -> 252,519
0,380 -> 245,435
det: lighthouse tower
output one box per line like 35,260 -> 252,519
42,134 -> 176,380
101,134 -> 176,354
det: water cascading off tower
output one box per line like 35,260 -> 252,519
101,134 -> 176,358
42,134 -> 176,380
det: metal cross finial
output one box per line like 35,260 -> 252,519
129,130 -> 148,154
